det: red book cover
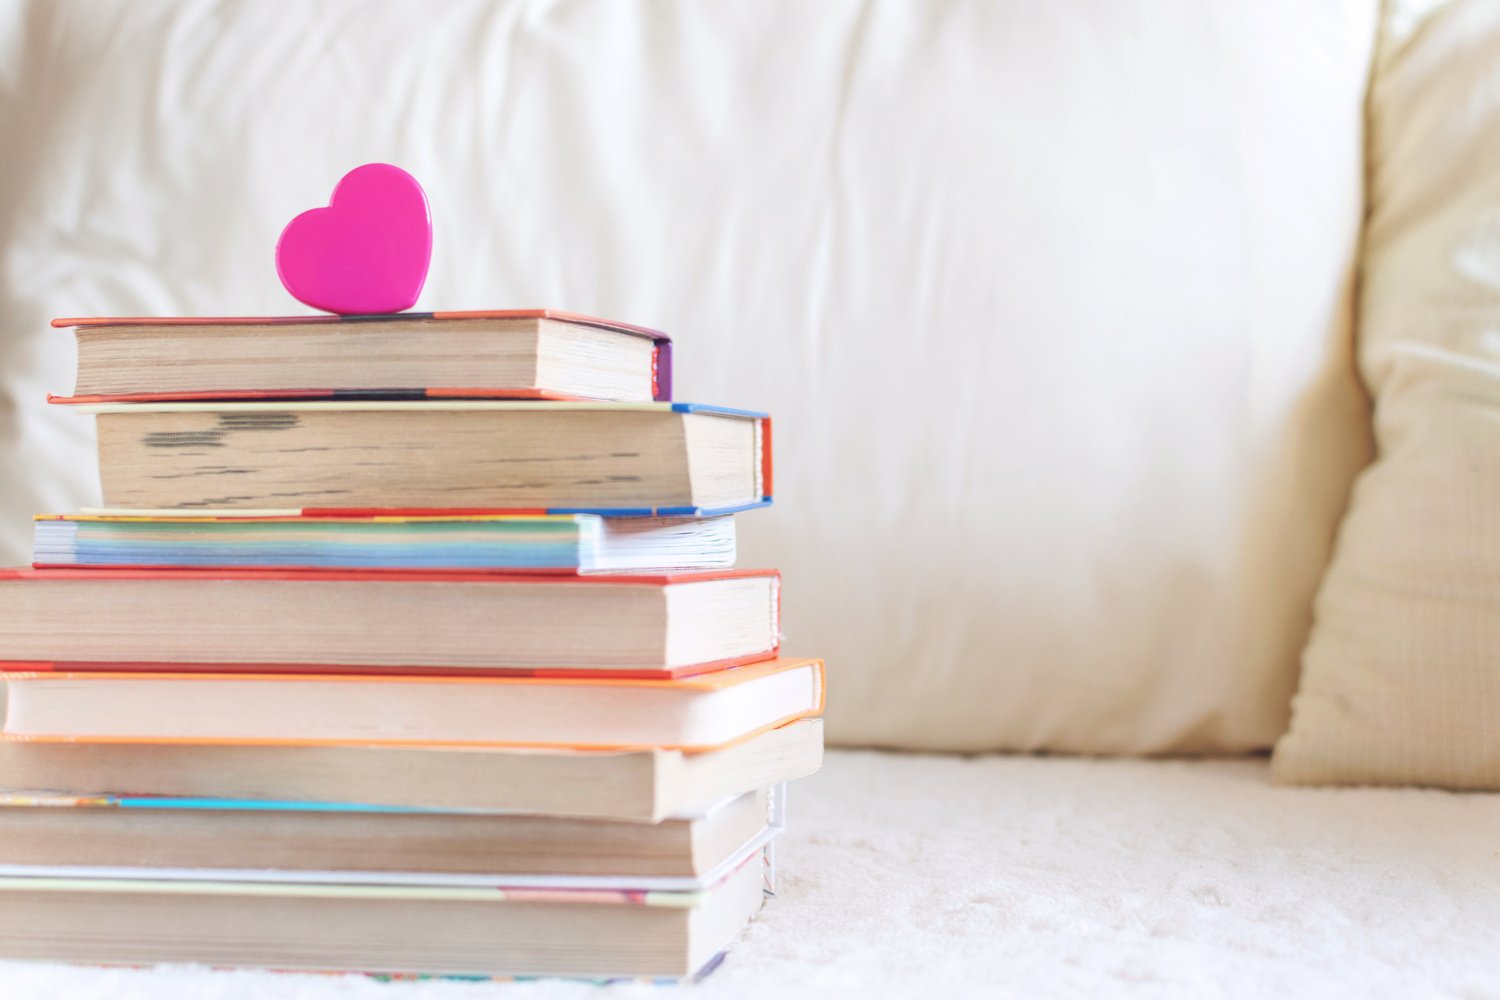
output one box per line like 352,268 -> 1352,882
0,567 -> 781,679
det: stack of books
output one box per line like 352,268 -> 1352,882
0,310 -> 824,982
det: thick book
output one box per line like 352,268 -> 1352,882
51,310 -> 673,403
0,787 -> 774,883
0,658 -> 825,750
32,512 -> 736,573
0,717 -> 823,822
0,567 -> 780,677
80,400 -> 771,516
0,849 -> 766,980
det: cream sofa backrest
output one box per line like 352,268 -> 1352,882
0,1 -> 1379,751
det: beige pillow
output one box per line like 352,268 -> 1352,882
1275,0 -> 1500,787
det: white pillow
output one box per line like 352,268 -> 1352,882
0,1 -> 1378,752
1275,0 -> 1500,787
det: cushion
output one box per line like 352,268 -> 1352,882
0,1 -> 1378,752
1275,0 -> 1500,787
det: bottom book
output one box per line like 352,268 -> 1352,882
0,846 -> 771,981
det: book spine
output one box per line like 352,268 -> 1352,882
653,339 -> 673,402
761,418 -> 774,501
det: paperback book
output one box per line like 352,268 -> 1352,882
33,512 -> 736,573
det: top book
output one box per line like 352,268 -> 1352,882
51,311 -> 672,403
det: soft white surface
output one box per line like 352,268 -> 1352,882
0,0 -> 1380,753
3,749 -> 1498,999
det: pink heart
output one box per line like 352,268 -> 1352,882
275,163 -> 432,315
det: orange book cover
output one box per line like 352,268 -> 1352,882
0,658 -> 826,753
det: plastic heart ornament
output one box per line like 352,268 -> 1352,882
275,163 -> 432,315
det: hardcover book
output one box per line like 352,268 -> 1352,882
80,400 -> 771,515
0,787 -> 780,885
0,849 -> 768,980
52,310 -> 673,403
0,718 -> 823,821
0,567 -> 781,677
0,658 -> 826,750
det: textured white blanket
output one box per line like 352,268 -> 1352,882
3,749 -> 1498,998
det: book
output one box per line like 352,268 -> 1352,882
32,512 -> 736,573
0,718 -> 822,822
52,310 -> 673,403
82,400 -> 771,515
0,658 -> 825,749
0,848 -> 766,980
0,567 -> 780,676
0,787 -> 773,883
